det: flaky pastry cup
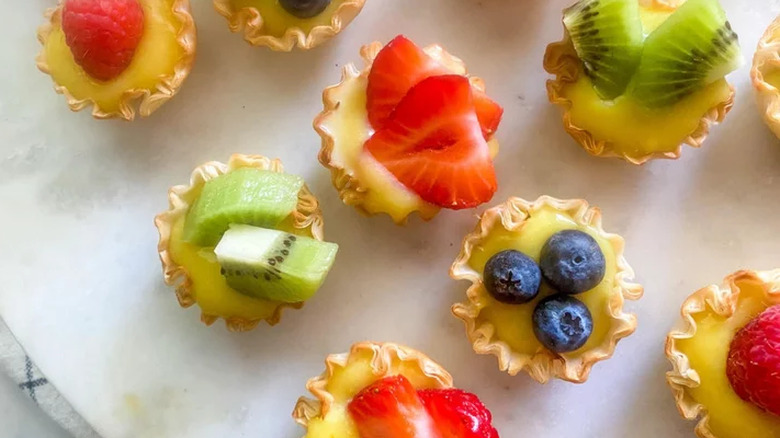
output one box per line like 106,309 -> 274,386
451,196 -> 643,383
665,269 -> 780,438
543,0 -> 735,165
752,16 -> 780,140
212,0 -> 365,51
154,154 -> 324,332
292,341 -> 453,433
36,0 -> 197,121
315,41 -> 495,224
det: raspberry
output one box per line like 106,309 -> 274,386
62,0 -> 145,81
726,304 -> 780,416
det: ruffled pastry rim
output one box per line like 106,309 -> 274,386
664,269 -> 780,438
153,154 -> 325,332
35,0 -> 197,121
751,16 -> 780,139
212,0 -> 365,51
314,40 -> 491,224
291,341 -> 453,431
542,0 -> 735,165
450,196 -> 644,383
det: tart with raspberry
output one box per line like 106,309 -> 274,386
450,197 -> 643,383
213,0 -> 365,51
544,0 -> 740,164
316,35 -> 503,224
752,16 -> 780,140
293,341 -> 500,437
36,0 -> 196,120
154,154 -> 338,332
666,270 -> 780,438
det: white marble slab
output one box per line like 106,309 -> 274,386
2,0 -> 780,437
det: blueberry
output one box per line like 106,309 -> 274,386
279,0 -> 331,19
540,230 -> 606,295
483,250 -> 541,304
532,294 -> 593,353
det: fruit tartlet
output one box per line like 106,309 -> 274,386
450,197 -> 643,383
752,16 -> 780,140
544,0 -> 741,164
293,341 -> 500,437
154,154 -> 339,332
36,0 -> 196,121
316,35 -> 504,224
213,0 -> 365,51
666,270 -> 780,438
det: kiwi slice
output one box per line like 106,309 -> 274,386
214,225 -> 339,303
563,0 -> 644,100
630,0 -> 742,108
183,168 -> 304,247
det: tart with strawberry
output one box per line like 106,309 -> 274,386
666,270 -> 780,438
315,35 -> 503,224
450,197 -> 643,383
752,16 -> 780,140
154,154 -> 339,332
36,0 -> 196,120
293,341 -> 500,437
544,0 -> 740,164
213,0 -> 365,51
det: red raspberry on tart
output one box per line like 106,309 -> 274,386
316,35 -> 504,224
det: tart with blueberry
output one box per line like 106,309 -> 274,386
316,35 -> 503,224
752,16 -> 780,140
544,0 -> 740,164
666,270 -> 780,438
154,154 -> 339,332
36,0 -> 196,120
213,0 -> 365,51
450,197 -> 643,383
293,341 -> 500,437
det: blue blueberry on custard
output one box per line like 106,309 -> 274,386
483,250 -> 541,304
280,0 -> 331,19
540,229 -> 605,295
532,294 -> 593,353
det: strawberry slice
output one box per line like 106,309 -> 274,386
367,35 -> 503,139
364,75 -> 497,210
347,375 -> 438,438
418,388 -> 499,438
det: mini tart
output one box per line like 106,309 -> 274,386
752,16 -> 780,139
450,196 -> 643,383
154,154 -> 324,332
36,0 -> 196,121
292,341 -> 453,437
315,41 -> 500,224
212,0 -> 365,51
665,270 -> 780,438
543,0 -> 735,165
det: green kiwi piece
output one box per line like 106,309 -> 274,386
214,225 -> 339,303
563,0 -> 644,100
629,0 -> 742,108
183,168 -> 304,247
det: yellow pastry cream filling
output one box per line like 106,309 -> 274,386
559,3 -> 733,158
43,0 -> 186,112
303,349 -> 445,438
675,278 -> 780,438
229,0 -> 349,37
465,206 -> 616,357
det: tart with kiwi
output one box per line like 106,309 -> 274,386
213,0 -> 365,51
752,16 -> 780,139
316,35 -> 504,224
293,341 -> 500,438
154,154 -> 339,332
666,270 -> 780,438
450,197 -> 643,383
544,0 -> 741,164
36,0 -> 196,120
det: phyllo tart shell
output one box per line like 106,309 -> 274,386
752,16 -> 780,139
